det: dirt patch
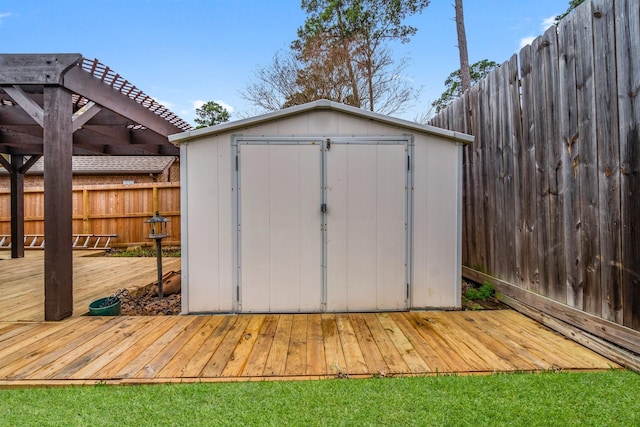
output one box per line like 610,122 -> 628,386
117,271 -> 182,316
120,288 -> 181,315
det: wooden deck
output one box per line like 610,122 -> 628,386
0,250 -> 181,322
0,252 -> 618,387
0,311 -> 617,387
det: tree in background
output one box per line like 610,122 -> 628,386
242,0 -> 429,116
242,51 -> 302,112
431,59 -> 498,114
454,0 -> 471,93
294,0 -> 429,114
555,0 -> 585,23
194,101 -> 231,129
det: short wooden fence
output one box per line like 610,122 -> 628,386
0,182 -> 180,247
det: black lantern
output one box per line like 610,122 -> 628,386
145,211 -> 170,297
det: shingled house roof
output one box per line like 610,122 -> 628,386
0,156 -> 176,175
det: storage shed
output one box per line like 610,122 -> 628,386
170,100 -> 473,314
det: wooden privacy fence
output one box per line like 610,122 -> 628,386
0,182 -> 180,247
429,0 -> 639,333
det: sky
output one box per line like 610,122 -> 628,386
1,0 -> 568,125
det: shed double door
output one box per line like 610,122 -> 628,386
237,137 -> 409,312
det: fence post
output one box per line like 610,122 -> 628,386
82,189 -> 90,234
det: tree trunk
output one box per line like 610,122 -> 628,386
335,5 -> 361,108
455,0 -> 471,93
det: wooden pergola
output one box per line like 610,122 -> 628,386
0,54 -> 192,320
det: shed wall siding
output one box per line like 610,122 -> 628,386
412,136 -> 461,308
184,136 -> 234,312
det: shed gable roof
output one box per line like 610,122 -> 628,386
169,100 -> 474,145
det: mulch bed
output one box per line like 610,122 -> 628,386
119,287 -> 182,316
116,270 -> 182,316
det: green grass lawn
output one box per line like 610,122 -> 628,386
1,371 -> 638,426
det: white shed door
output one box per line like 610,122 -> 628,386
239,143 -> 323,312
237,137 -> 408,313
325,142 -> 408,311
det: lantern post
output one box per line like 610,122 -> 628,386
145,211 -> 169,298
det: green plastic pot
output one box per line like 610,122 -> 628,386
88,297 -> 121,316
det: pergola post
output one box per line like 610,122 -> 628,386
10,155 -> 25,258
43,86 -> 73,321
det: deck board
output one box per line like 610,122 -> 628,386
180,315 -> 233,378
362,313 -> 409,374
221,315 -> 265,377
335,313 -> 368,374
263,315 -> 293,377
321,314 -> 347,376
242,315 -> 278,377
0,253 -> 621,387
201,316 -> 252,377
285,315 -> 308,376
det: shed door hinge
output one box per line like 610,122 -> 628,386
235,155 -> 238,171
407,155 -> 411,171
321,203 -> 327,213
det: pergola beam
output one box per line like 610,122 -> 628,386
3,86 -> 44,126
0,54 -> 82,85
72,101 -> 101,132
20,155 -> 42,174
0,155 -> 10,171
63,66 -> 180,137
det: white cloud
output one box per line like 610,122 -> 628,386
153,98 -> 174,109
192,99 -> 206,110
519,14 -> 558,49
0,12 -> 12,25
192,99 -> 235,113
541,15 -> 556,32
214,100 -> 235,113
519,36 -> 536,49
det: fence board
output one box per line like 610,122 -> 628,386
478,76 -> 492,275
466,87 -> 479,269
557,13 -> 581,309
530,36 -> 549,297
506,55 -> 524,288
488,68 -> 504,278
615,0 -> 640,330
593,0 -> 622,323
0,182 -> 181,247
574,2 -> 601,316
500,58 -> 517,285
518,43 -> 540,292
543,26 -> 564,302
